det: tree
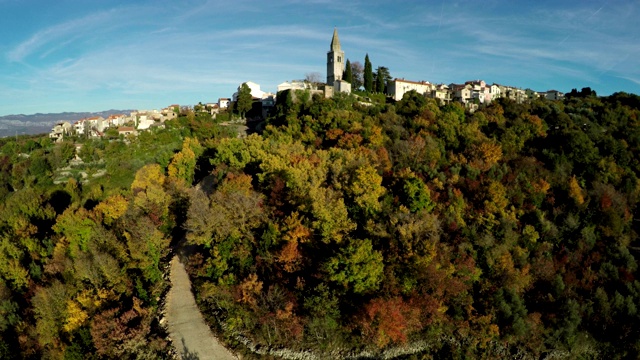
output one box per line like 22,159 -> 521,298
344,59 -> 353,84
374,66 -> 391,94
396,90 -> 427,118
324,238 -> 384,294
305,72 -> 322,85
364,54 -> 373,93
350,61 -> 364,90
347,164 -> 386,215
236,82 -> 253,118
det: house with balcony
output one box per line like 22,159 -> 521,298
450,83 -> 472,104
49,121 -> 72,142
430,84 -> 452,104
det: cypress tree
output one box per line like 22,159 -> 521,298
344,59 -> 353,84
364,54 -> 373,93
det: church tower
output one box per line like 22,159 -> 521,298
327,28 -> 344,85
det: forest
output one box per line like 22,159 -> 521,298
1,89 -> 640,358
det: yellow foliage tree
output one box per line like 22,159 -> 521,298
239,273 -> 262,307
348,164 -> 386,215
568,175 -> 585,205
168,138 -> 202,186
275,212 -> 310,272
94,194 -> 128,225
167,147 -> 196,186
309,186 -> 355,243
63,299 -> 88,333
473,141 -> 503,171
131,164 -> 169,220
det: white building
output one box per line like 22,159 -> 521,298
430,84 -> 451,104
106,114 -> 127,127
387,78 -> 433,101
137,115 -> 155,130
466,80 -> 491,104
233,81 -> 267,101
278,80 -> 317,92
49,121 -> 72,142
490,84 -> 501,101
218,98 -> 230,109
334,79 -> 351,94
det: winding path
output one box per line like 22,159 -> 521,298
165,255 -> 237,360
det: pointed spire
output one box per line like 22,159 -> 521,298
330,27 -> 341,51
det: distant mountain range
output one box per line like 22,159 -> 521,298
0,110 -> 135,138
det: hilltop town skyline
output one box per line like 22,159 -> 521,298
2,1 -> 639,116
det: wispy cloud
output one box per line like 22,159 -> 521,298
7,10 -> 118,62
1,1 -> 639,115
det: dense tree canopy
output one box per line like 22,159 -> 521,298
3,87 -> 640,358
0,109 -> 234,359
181,90 -> 640,358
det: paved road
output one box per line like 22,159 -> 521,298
165,255 -> 238,360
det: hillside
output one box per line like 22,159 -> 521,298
181,90 -> 640,358
1,91 -> 640,358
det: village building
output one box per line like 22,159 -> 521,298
49,121 -> 72,142
387,78 -> 433,101
431,84 -> 452,104
118,126 -> 137,137
278,80 -> 317,92
217,98 -> 230,109
545,90 -> 564,101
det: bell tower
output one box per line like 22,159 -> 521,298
327,28 -> 344,85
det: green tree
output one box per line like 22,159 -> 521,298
396,90 -> 426,118
374,66 -> 390,94
236,82 -> 253,118
344,59 -> 353,84
364,54 -> 373,93
325,238 -> 384,294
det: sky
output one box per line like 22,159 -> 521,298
1,0 -> 639,115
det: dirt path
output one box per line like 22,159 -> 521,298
165,255 -> 238,360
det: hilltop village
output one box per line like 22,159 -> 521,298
48,28 -> 564,142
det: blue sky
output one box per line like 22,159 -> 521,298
1,0 -> 639,115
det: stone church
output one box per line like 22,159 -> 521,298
325,28 -> 351,97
